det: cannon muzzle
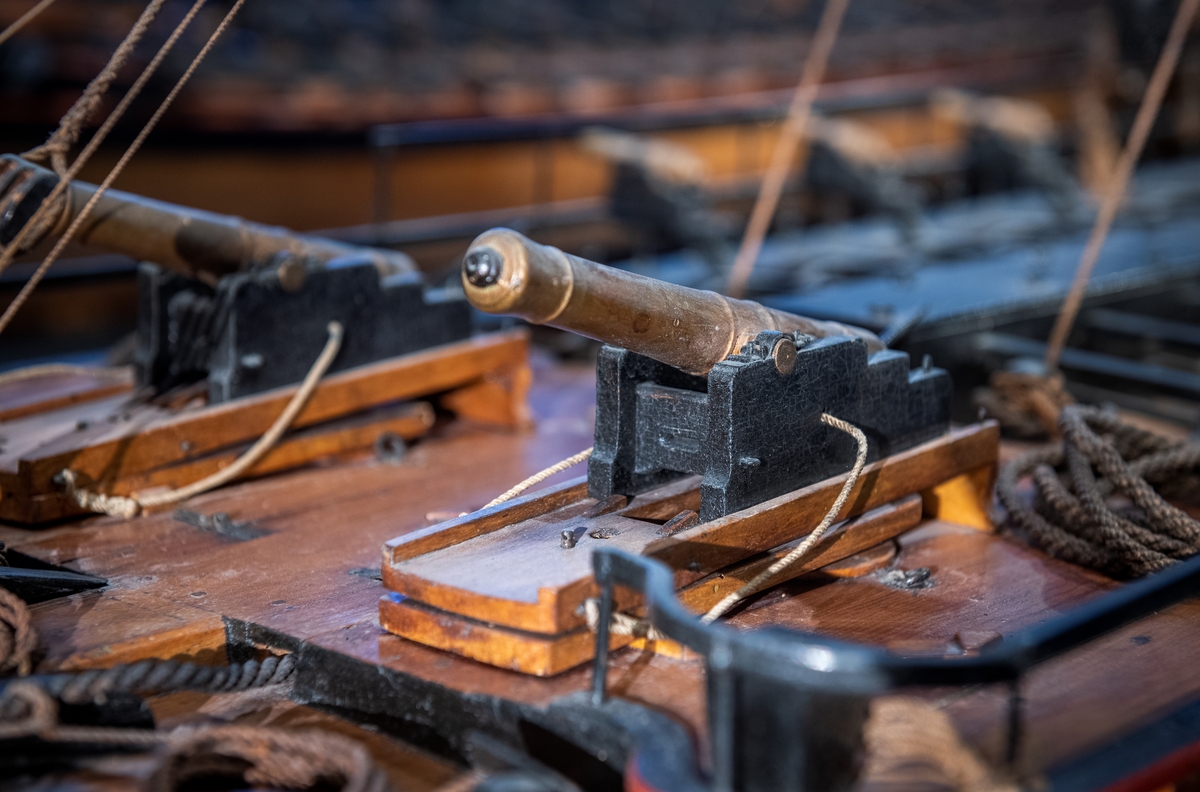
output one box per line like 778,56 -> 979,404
0,154 -> 415,282
462,228 -> 883,376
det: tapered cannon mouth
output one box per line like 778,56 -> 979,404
463,246 -> 503,287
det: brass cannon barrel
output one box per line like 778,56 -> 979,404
462,228 -> 884,376
0,154 -> 414,281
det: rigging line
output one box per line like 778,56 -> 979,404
0,0 -> 181,281
1044,0 -> 1200,369
724,0 -> 851,299
24,0 -> 168,174
0,0 -> 61,48
0,0 -> 248,337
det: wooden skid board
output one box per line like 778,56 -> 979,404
381,421 -> 999,635
0,330 -> 529,523
379,496 -> 923,675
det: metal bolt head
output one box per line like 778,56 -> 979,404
463,247 -> 503,287
772,337 -> 797,376
560,528 -> 578,549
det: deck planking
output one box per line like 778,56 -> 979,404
4,351 -> 1200,784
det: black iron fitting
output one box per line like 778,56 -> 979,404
463,246 -> 504,287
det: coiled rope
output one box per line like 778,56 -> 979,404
0,574 -> 392,792
0,588 -> 35,676
58,321 -> 343,518
997,405 -> 1200,578
0,682 -> 391,792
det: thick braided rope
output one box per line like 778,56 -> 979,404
702,413 -> 868,622
59,321 -> 342,518
483,446 -> 593,508
0,587 -> 36,676
0,0 -> 247,336
998,405 -> 1200,578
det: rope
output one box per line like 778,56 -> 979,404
0,0 -> 62,48
483,446 -> 593,508
0,363 -> 130,388
1044,0 -> 1200,368
148,724 -> 393,792
584,598 -> 666,642
0,588 -> 36,676
724,0 -> 852,299
997,405 -> 1200,578
863,697 -> 1016,792
0,0 -> 247,337
23,0 -> 169,174
0,0 -> 183,275
59,321 -> 343,518
583,413 -> 867,636
702,413 -> 868,621
0,655 -> 299,714
0,682 -> 391,792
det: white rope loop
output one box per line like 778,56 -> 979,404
702,413 -> 868,622
60,322 -> 344,518
582,413 -> 869,638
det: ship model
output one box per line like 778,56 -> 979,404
3,1 -> 1200,791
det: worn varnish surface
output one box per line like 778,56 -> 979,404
3,351 -> 1200,785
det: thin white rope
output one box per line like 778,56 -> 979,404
59,322 -> 344,518
483,446 -> 593,508
702,413 -> 868,622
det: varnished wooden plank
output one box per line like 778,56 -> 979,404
378,496 -> 923,676
30,589 -> 227,671
382,422 -> 999,635
0,331 -> 528,522
0,370 -> 133,423
125,402 -> 435,506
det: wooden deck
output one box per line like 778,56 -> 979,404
3,350 -> 1200,788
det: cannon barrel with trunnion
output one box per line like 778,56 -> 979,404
0,153 -> 414,282
460,227 -> 884,376
377,229 -> 998,677
0,159 -> 530,523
